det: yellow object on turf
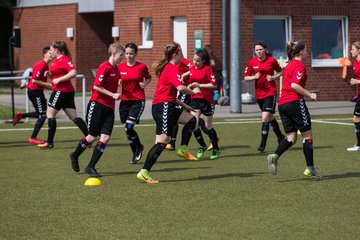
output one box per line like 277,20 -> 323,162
297,130 -> 301,135
84,177 -> 101,186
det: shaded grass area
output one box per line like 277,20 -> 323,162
0,115 -> 360,239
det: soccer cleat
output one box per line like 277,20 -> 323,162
13,112 -> 23,126
37,142 -> 54,149
257,144 -> 266,152
267,153 -> 279,175
28,138 -> 45,144
210,149 -> 220,159
346,145 -> 360,151
70,152 -> 80,172
303,167 -> 322,179
137,169 -> 159,184
85,166 -> 102,178
196,146 -> 207,159
176,145 -> 198,161
131,144 -> 144,164
165,143 -> 175,151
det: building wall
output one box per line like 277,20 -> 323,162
13,0 -> 360,100
13,4 -> 78,89
241,0 -> 359,101
114,0 -> 218,99
13,4 -> 113,91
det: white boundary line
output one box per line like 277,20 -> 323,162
0,118 -> 353,132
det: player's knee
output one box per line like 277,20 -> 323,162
125,122 -> 136,136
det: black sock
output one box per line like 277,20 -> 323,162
199,118 -> 209,135
126,123 -> 141,153
73,117 -> 88,136
275,138 -> 293,157
270,119 -> 285,140
194,129 -> 206,147
31,115 -> 46,139
303,138 -> 314,167
47,118 -> 56,144
180,117 -> 196,146
87,141 -> 106,168
208,128 -> 219,150
355,122 -> 360,146
22,112 -> 39,118
73,137 -> 91,158
170,124 -> 179,141
260,122 -> 270,146
143,143 -> 166,171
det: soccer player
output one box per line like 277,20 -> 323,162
346,42 -> 360,151
13,46 -> 53,144
118,43 -> 151,164
136,42 -> 200,183
70,43 -> 124,177
38,40 -> 88,148
267,41 -> 321,179
244,40 -> 285,152
183,49 -> 220,159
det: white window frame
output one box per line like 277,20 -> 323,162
311,16 -> 348,68
253,16 -> 292,61
139,18 -> 153,49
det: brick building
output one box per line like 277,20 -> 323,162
13,0 -> 360,100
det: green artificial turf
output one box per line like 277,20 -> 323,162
0,115 -> 359,240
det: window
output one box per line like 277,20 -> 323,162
254,16 -> 291,60
312,17 -> 348,67
141,18 -> 153,48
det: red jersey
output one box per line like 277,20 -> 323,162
50,55 -> 75,92
178,57 -> 193,85
27,60 -> 48,91
188,65 -> 216,104
152,63 -> 183,105
118,62 -> 151,101
278,59 -> 307,106
244,56 -> 282,99
353,59 -> 360,95
90,61 -> 120,110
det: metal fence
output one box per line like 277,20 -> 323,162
0,71 -> 88,120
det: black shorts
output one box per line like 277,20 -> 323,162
279,99 -> 312,133
257,95 -> 277,113
354,98 -> 360,116
27,89 -> 47,114
175,92 -> 191,110
48,91 -> 76,110
190,99 -> 214,116
86,101 -> 114,137
119,100 -> 145,124
152,102 -> 179,135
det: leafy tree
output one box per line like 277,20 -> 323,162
0,0 -> 16,71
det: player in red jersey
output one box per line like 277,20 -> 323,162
136,42 -> 200,183
165,55 -> 193,150
347,42 -> 360,151
12,46 -> 53,144
182,49 -> 220,159
267,41 -> 321,179
70,43 -> 124,177
118,43 -> 151,164
38,41 -> 88,149
244,41 -> 285,152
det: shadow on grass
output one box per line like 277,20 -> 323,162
161,171 -> 266,183
98,166 -> 210,177
278,171 -> 360,182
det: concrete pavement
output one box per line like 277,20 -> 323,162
0,90 -> 355,122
